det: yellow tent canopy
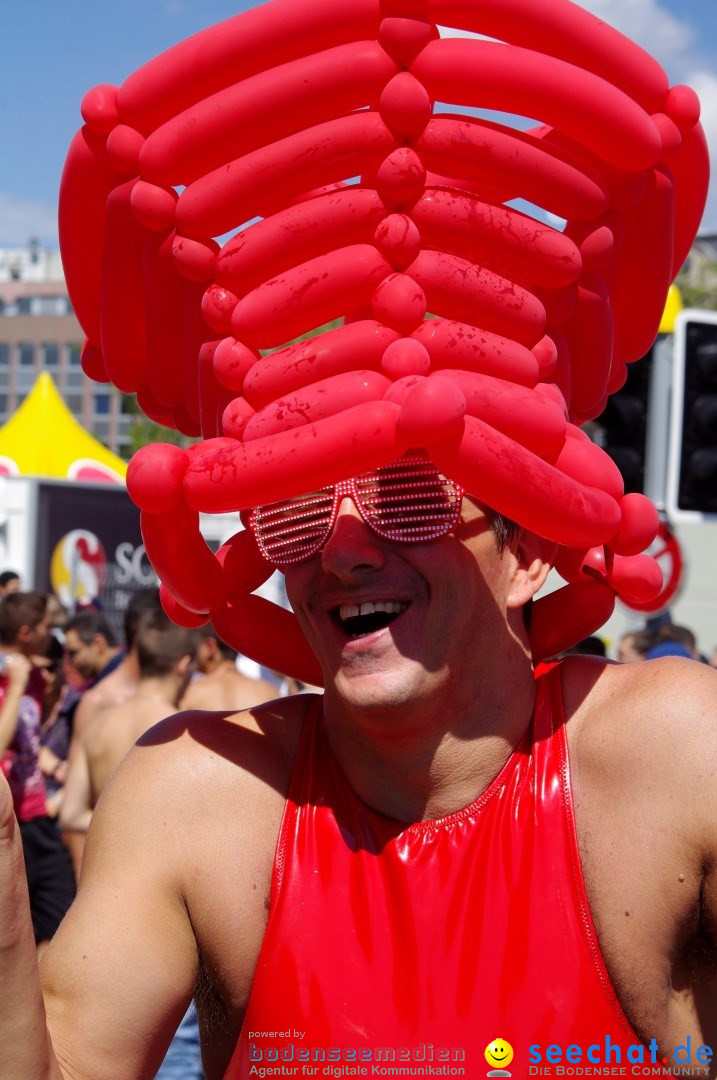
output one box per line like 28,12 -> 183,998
0,372 -> 127,484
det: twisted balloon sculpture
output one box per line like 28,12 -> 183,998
59,0 -> 710,681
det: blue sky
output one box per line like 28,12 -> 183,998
1,0 -> 715,247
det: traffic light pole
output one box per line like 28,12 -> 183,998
644,333 -> 672,511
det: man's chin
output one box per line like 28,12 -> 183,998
328,660 -> 425,715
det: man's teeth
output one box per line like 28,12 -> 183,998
338,601 -> 407,622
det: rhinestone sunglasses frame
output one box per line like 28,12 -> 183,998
248,456 -> 466,567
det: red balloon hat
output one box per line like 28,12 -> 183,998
59,0 -> 710,681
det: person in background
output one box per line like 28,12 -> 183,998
0,570 -> 21,597
37,636 -> 69,820
63,611 -> 123,694
59,593 -> 164,874
179,621 -> 276,712
59,610 -> 124,875
60,609 -> 201,1080
70,588 -> 164,743
655,623 -> 702,661
617,629 -> 656,663
0,593 -> 74,953
61,610 -> 198,836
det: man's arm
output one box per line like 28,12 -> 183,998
0,654 -> 31,753
42,727 -> 203,1080
0,773 -> 62,1079
0,726 -> 200,1080
58,735 -> 93,878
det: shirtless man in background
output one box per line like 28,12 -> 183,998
179,622 -> 275,713
60,611 -> 196,845
70,589 -> 163,741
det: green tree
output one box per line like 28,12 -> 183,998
122,394 -> 197,460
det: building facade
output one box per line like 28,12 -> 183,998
0,242 -> 131,455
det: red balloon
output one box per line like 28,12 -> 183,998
118,0 -> 382,131
159,585 -> 210,629
212,596 -> 323,687
59,0 -> 709,673
608,493 -> 659,557
214,529 -> 274,599
216,189 -> 385,297
608,553 -> 663,604
141,504 -> 227,613
416,116 -> 608,222
407,250 -> 546,346
140,42 -> 398,187
100,180 -> 149,392
424,0 -> 667,110
432,416 -> 620,548
243,370 -> 391,441
80,340 -> 109,383
563,273 -> 613,420
176,113 -> 396,241
530,579 -> 616,662
553,427 -> 624,501
412,40 -> 662,170
243,321 -> 400,409
184,401 -> 402,514
432,369 -> 567,459
59,128 -> 122,348
412,188 -> 582,290
413,318 -> 539,386
127,443 -> 187,512
231,246 -> 392,350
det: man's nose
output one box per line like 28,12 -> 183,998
321,496 -> 386,577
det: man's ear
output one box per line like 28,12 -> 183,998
176,654 -> 193,678
92,633 -> 109,655
506,530 -> 557,610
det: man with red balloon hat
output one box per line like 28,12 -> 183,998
1,0 -> 716,1077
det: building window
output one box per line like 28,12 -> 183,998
43,343 -> 60,367
0,345 -> 8,366
16,371 -> 36,392
69,345 -> 82,366
0,395 -> 7,415
94,393 -> 111,415
66,394 -> 83,413
19,344 -> 35,367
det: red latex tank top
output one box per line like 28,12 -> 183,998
226,663 -> 642,1078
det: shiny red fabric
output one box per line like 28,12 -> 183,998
226,663 -> 641,1078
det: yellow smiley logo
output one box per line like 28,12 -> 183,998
485,1039 -> 514,1069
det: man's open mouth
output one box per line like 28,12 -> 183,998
333,600 -> 409,639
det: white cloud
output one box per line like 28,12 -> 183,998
576,0 -> 693,68
0,193 -> 58,247
438,26 -> 494,42
441,1 -> 693,68
689,71 -> 717,231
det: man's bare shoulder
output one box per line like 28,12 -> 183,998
180,671 -> 278,712
74,661 -> 137,733
98,691 -> 314,820
560,654 -> 717,798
